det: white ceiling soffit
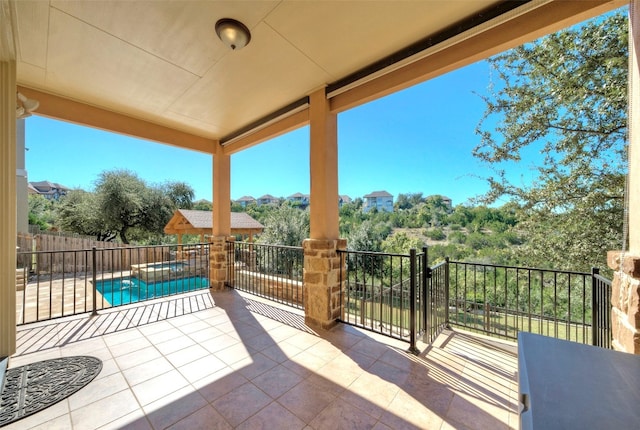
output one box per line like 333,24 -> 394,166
10,0 -> 608,146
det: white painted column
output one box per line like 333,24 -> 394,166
0,59 -> 17,358
16,118 -> 28,234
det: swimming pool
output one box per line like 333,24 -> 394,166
95,276 -> 209,306
144,262 -> 187,271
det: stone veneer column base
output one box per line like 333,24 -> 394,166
303,238 -> 347,330
209,236 -> 232,291
608,251 -> 640,353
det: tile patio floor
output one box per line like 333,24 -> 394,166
5,289 -> 519,430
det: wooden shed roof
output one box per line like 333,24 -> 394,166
164,209 -> 264,235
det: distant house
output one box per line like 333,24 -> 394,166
257,194 -> 280,206
236,195 -> 256,208
440,195 -> 453,211
363,190 -> 394,213
339,195 -> 352,207
287,192 -> 309,208
28,181 -> 69,200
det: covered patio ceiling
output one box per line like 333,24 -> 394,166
8,0 -> 625,155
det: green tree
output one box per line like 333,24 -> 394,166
57,190 -> 116,241
95,170 -> 147,244
381,232 -> 424,254
474,11 -> 627,272
257,204 -> 309,247
164,181 -> 195,209
193,199 -> 213,211
28,194 -> 57,231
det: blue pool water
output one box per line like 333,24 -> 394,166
96,276 -> 209,306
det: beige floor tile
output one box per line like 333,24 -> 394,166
236,402 -> 306,430
194,367 -> 248,403
214,342 -> 253,366
381,389 -> 446,430
102,327 -> 144,347
144,326 -> 184,345
97,409 -> 152,430
122,356 -> 174,386
210,382 -> 272,427
278,379 -> 337,423
165,343 -> 209,367
177,353 -> 227,383
68,371 -> 129,411
251,364 -> 304,398
143,385 -> 208,430
200,333 -> 240,354
188,326 -> 224,343
131,369 -> 190,406
9,291 -> 517,430
176,319 -> 211,335
70,389 -> 141,430
309,399 -> 379,430
287,349 -> 329,373
445,392 -> 510,430
166,405 -> 232,430
260,340 -> 302,363
13,412 -> 72,430
284,331 -> 322,350
154,333 -> 196,355
230,351 -> 278,380
108,336 -> 152,358
343,372 -> 400,418
114,344 -> 162,370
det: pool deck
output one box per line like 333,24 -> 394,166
5,289 -> 519,429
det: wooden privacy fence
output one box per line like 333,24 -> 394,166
16,234 -> 173,274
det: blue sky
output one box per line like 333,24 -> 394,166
25,59 -> 538,207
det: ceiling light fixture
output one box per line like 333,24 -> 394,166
215,18 -> 251,51
16,92 -> 39,119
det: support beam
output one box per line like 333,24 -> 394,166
222,108 -> 309,155
17,87 -> 216,155
330,0 -> 627,114
309,88 -> 339,240
0,59 -> 17,358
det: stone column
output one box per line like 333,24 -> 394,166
608,253 -> 640,353
303,239 -> 346,329
209,143 -> 231,290
209,236 -> 231,291
305,88 -> 345,329
610,1 -> 640,353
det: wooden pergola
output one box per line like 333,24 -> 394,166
164,209 -> 264,245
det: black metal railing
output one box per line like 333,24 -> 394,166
446,260 -> 609,346
338,248 -> 433,352
16,243 -> 210,325
425,259 -> 449,343
592,268 -> 612,348
226,241 -> 304,309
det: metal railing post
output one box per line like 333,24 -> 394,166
591,267 -> 599,346
92,247 -> 97,316
408,248 -> 419,354
445,257 -> 450,327
421,246 -> 428,335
